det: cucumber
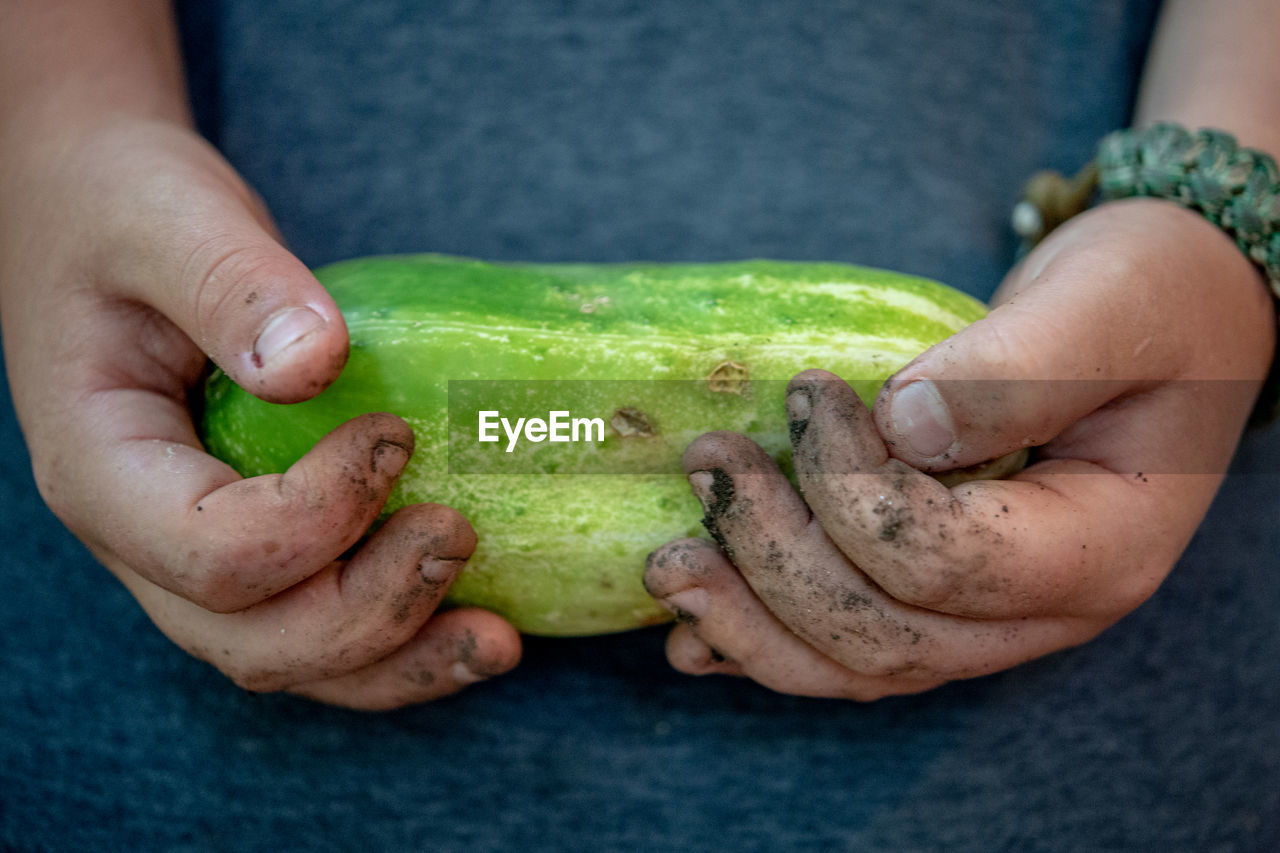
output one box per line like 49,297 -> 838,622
199,254 -> 988,636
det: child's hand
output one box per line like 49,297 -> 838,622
0,117 -> 520,709
644,199 -> 1275,698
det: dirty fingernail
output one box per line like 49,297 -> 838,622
418,556 -> 462,585
890,380 -> 956,459
786,387 -> 811,422
787,388 -> 811,445
373,439 -> 411,477
450,660 -> 486,685
688,470 -> 715,503
253,306 -> 324,367
663,586 -> 709,622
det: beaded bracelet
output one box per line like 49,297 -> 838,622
1098,123 -> 1280,298
1013,123 -> 1280,299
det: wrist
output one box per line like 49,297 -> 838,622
1006,197 -> 1275,384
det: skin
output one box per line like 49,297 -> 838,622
644,0 -> 1280,698
0,1 -> 520,710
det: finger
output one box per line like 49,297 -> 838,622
664,625 -> 746,679
644,540 -> 746,679
97,129 -> 348,404
115,502 -> 497,693
287,609 -> 522,711
80,411 -> 416,612
874,199 -> 1273,472
785,370 -> 1200,620
679,430 -> 1088,680
646,539 -> 943,699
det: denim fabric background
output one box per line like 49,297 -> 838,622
4,1 -> 1280,850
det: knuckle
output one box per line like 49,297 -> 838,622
844,523 -> 962,610
1089,553 -> 1170,620
880,564 -> 963,611
222,662 -> 289,694
832,634 -> 921,679
182,232 -> 280,346
283,429 -> 393,515
172,547 -> 276,614
967,342 -> 1072,441
851,648 -> 915,680
967,311 -> 1042,374
30,455 -> 74,525
178,573 -> 259,614
842,682 -> 895,702
277,462 -> 329,514
842,676 -> 945,702
706,625 -> 774,674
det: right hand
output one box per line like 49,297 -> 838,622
0,115 -> 521,710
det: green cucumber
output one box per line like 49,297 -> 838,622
199,254 -> 987,636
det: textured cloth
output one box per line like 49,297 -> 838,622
5,1 -> 1280,850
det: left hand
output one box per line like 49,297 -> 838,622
643,198 -> 1276,699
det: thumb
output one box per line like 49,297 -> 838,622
871,200 -> 1262,472
872,301 -> 1126,472
110,141 -> 348,405
173,222 -> 349,405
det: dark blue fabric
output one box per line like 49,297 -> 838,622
6,1 -> 1280,850
185,0 -> 1156,297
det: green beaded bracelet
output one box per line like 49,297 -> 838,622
1096,123 -> 1280,299
1014,124 -> 1280,298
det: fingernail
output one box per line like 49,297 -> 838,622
253,306 -> 324,367
786,387 -> 811,422
688,470 -> 715,504
663,586 -> 709,622
786,389 -> 811,445
890,380 -> 956,459
372,438 -> 411,477
450,661 -> 486,685
417,556 -> 462,585
688,469 -> 734,519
